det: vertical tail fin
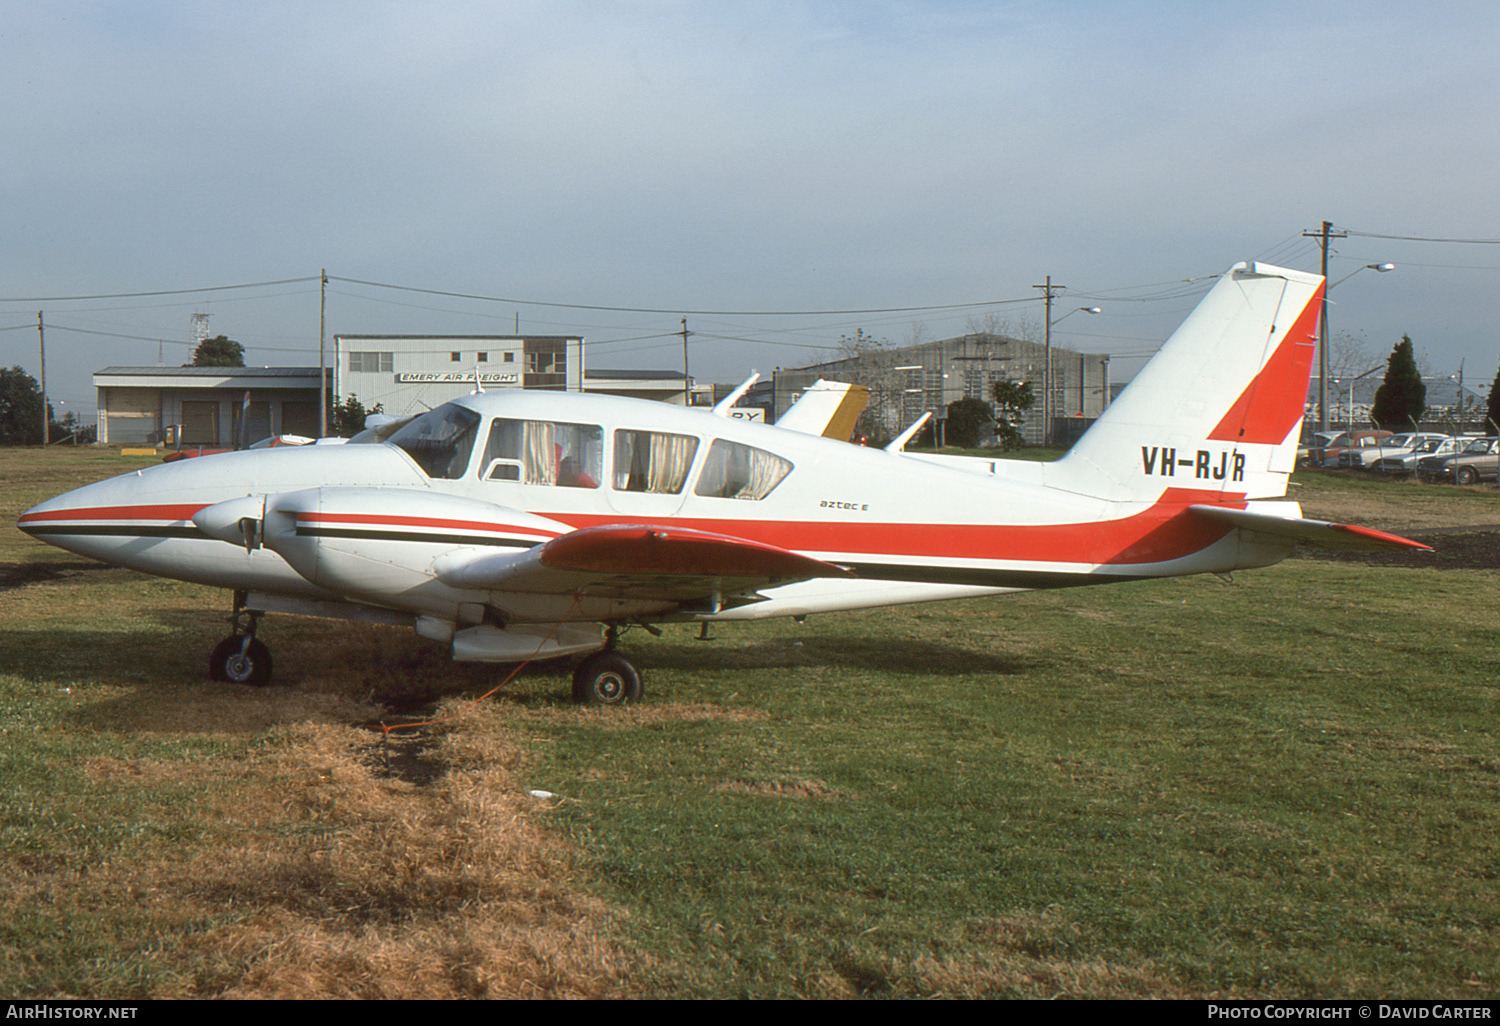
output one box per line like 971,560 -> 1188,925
775,379 -> 871,440
1048,261 -> 1323,502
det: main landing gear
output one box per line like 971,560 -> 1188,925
209,592 -> 273,686
571,626 -> 643,706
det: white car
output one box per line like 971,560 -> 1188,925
1372,436 -> 1469,476
1337,433 -> 1449,470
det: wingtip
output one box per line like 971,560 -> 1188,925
1334,523 -> 1433,552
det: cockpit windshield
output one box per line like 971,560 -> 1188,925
386,404 -> 481,478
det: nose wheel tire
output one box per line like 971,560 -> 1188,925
572,651 -> 643,705
209,635 -> 274,686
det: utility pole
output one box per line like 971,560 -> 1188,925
1033,276 -> 1064,446
318,269 -> 328,437
1303,221 -> 1347,433
680,317 -> 692,405
37,311 -> 47,446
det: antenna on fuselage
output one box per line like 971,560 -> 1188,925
472,365 -> 484,394
712,372 -> 760,417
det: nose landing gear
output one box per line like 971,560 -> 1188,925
209,592 -> 273,686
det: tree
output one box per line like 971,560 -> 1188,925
991,378 -> 1036,451
943,397 -> 994,448
1488,357 -> 1500,434
0,366 -> 45,445
189,335 -> 245,367
330,394 -> 383,437
50,408 -> 95,445
833,328 -> 903,443
1370,334 -> 1426,430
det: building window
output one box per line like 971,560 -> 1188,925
450,352 -> 461,362
503,352 -> 515,363
477,352 -> 489,362
528,350 -> 561,374
349,351 -> 393,373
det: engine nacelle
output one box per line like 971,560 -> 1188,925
251,486 -> 570,618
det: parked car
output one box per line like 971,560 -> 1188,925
1416,436 -> 1500,485
1374,435 -> 1471,476
1298,430 -> 1344,467
1336,432 -> 1449,470
1300,429 -> 1394,468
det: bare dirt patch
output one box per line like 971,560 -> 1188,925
1291,476 -> 1500,570
1296,527 -> 1500,571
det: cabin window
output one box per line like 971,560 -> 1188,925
387,404 -> 481,479
693,439 -> 792,500
481,418 -> 602,488
614,430 -> 699,494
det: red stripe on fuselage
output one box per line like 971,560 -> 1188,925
551,489 -> 1246,567
17,503 -> 207,525
27,490 -> 1250,568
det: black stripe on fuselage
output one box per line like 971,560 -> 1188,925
295,526 -> 546,549
18,524 -> 208,540
838,561 -> 1136,590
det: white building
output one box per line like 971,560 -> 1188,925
93,366 -> 326,446
333,335 -> 584,416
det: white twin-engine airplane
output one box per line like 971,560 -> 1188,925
20,262 -> 1428,703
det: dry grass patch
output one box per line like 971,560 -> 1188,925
152,719 -> 647,998
7,708 -> 650,998
716,778 -> 846,800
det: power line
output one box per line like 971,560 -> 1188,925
0,276 -> 322,303
1344,229 -> 1500,245
330,275 -> 1029,317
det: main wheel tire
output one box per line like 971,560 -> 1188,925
1457,467 -> 1479,485
209,635 -> 273,686
572,652 -> 643,705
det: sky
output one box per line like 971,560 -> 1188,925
4,1 -> 1499,421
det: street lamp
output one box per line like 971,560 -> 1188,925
1319,263 -> 1395,432
1340,365 -> 1382,432
1043,305 -> 1100,447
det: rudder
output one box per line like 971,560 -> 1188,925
1047,261 -> 1323,503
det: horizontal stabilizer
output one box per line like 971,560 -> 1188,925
1188,505 -> 1432,552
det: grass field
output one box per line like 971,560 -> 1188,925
1,448 -> 1497,998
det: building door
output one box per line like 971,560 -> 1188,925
181,401 -> 220,445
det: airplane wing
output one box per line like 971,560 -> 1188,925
436,524 -> 855,605
1188,505 -> 1432,552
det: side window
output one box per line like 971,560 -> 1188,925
481,418 -> 602,488
614,430 -> 699,494
693,439 -> 792,500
